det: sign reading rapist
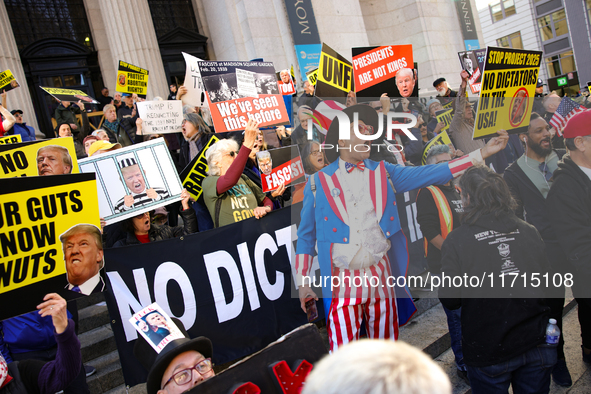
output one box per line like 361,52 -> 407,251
352,45 -> 413,97
116,60 -> 149,95
77,138 -> 183,225
0,138 -> 79,178
0,173 -> 100,321
474,47 -> 542,139
0,69 -> 20,92
0,135 -> 22,145
40,87 -> 99,104
180,134 -> 221,202
136,100 -> 183,134
256,146 -> 305,193
198,61 -> 290,133
315,43 -> 354,103
306,68 -> 318,86
103,204 -> 307,387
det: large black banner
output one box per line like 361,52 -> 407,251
104,205 -> 307,387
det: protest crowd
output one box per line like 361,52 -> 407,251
2,41 -> 591,394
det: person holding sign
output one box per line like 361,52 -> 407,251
61,224 -> 105,296
295,104 -> 509,352
448,70 -> 485,154
203,119 -> 274,228
0,94 -> 16,137
113,158 -> 170,213
54,101 -> 84,132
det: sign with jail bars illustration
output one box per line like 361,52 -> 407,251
77,138 -> 183,225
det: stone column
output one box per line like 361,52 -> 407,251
0,1 -> 41,137
94,0 -> 169,99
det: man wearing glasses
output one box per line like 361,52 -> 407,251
10,109 -> 36,141
296,104 -> 509,351
134,318 -> 215,394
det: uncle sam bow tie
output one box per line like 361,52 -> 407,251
345,161 -> 365,173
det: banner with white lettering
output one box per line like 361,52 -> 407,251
103,205 -> 307,387
256,146 -> 305,192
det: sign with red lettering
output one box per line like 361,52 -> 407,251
352,45 -> 413,92
198,61 -> 290,132
256,146 -> 305,193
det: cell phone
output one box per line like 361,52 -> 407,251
305,299 -> 318,322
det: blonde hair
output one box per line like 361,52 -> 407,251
206,139 -> 239,176
103,104 -> 116,113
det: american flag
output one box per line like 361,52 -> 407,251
550,97 -> 586,136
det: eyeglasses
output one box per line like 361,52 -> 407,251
134,211 -> 149,219
355,124 -> 374,135
228,151 -> 240,157
14,114 -> 22,118
310,150 -> 322,156
162,358 -> 213,389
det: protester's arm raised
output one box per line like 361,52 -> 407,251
0,93 -> 16,132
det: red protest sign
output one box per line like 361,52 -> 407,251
352,45 -> 413,92
256,146 -> 305,192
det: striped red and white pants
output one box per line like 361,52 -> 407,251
327,255 -> 398,351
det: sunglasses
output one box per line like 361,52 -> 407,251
228,151 -> 240,157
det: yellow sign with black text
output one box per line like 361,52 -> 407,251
0,69 -> 19,92
318,52 -> 353,92
306,68 -> 318,86
421,131 -> 454,165
435,108 -> 453,133
182,135 -> 220,201
116,60 -> 149,95
0,138 -> 79,178
0,135 -> 22,145
474,47 -> 542,139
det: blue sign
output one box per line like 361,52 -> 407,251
295,43 -> 322,81
464,40 -> 480,51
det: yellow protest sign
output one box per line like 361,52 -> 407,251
116,60 -> 149,95
474,47 -> 542,139
421,131 -> 454,165
306,68 -> 318,86
315,44 -> 353,102
182,135 -> 220,201
435,108 -> 453,133
40,87 -> 99,104
0,69 -> 19,92
0,135 -> 22,145
0,138 -> 79,178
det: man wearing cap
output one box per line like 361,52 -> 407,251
134,319 -> 214,394
117,93 -> 137,120
504,111 -> 571,386
547,110 -> 591,368
425,99 -> 447,135
9,110 -> 36,142
433,77 -> 458,98
296,103 -> 509,351
61,224 -> 106,296
533,78 -> 546,115
114,158 -> 170,213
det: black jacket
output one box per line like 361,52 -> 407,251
112,207 -> 197,247
547,156 -> 591,294
503,150 -> 565,243
439,212 -> 550,367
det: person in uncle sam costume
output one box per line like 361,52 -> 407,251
296,104 -> 509,351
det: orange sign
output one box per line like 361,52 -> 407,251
352,45 -> 413,92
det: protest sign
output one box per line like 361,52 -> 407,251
198,61 -> 290,132
0,135 -> 22,145
116,60 -> 149,95
352,45 -> 413,97
435,108 -> 454,133
458,50 -> 484,94
190,324 -> 326,393
181,52 -> 208,108
315,43 -> 354,103
136,100 -> 183,134
0,69 -> 20,93
129,303 -> 185,353
40,87 -> 99,104
180,134 -> 221,201
256,146 -> 305,193
0,138 -> 79,178
103,204 -> 308,387
0,173 -> 101,320
474,47 -> 542,139
421,131 -> 455,165
277,69 -> 296,95
306,68 -> 318,86
77,138 -> 182,225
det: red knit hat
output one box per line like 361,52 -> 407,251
562,110 -> 591,139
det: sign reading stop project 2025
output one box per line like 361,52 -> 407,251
474,47 -> 542,139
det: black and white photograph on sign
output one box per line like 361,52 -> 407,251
235,68 -> 258,98
458,51 -> 478,77
202,73 -> 245,103
129,303 -> 185,352
78,138 -> 183,225
254,73 -> 280,95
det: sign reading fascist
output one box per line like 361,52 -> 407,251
474,47 -> 542,139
